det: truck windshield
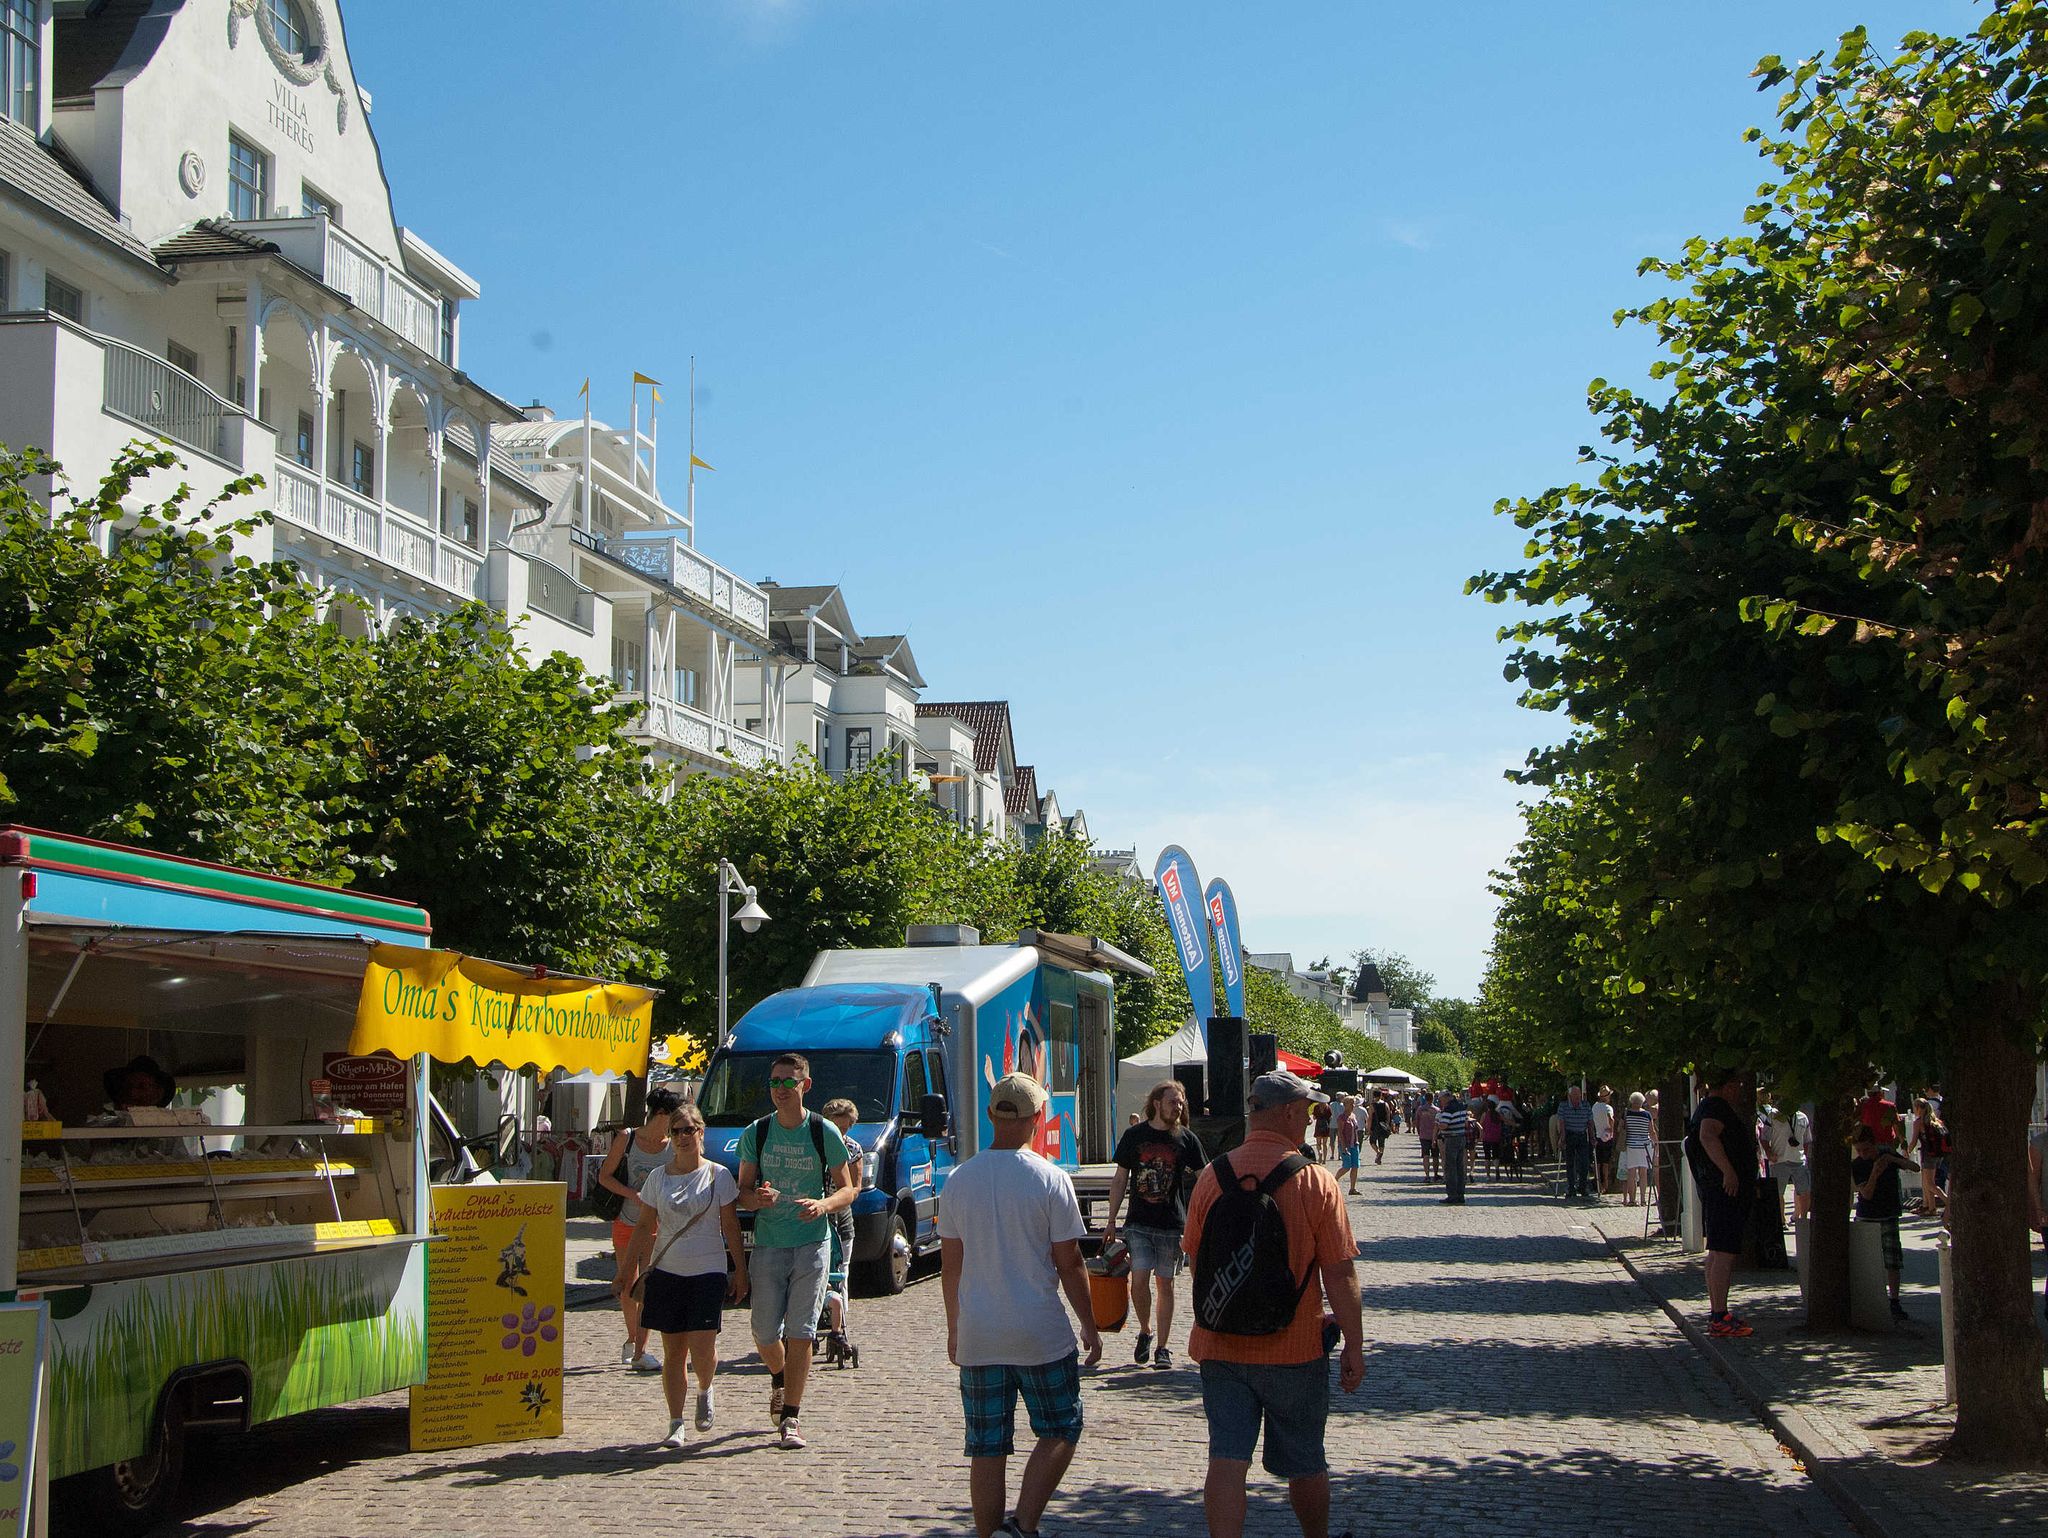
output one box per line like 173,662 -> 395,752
698,1050 -> 897,1127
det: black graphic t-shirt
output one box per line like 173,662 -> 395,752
1113,1123 -> 1208,1233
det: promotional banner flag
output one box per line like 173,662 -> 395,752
1154,845 -> 1215,1032
1205,878 -> 1246,1019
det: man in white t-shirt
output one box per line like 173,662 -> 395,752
939,1072 -> 1103,1538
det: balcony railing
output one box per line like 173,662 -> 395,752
526,556 -> 589,629
622,693 -> 783,769
271,457 -> 484,600
102,338 -> 234,460
602,532 -> 770,639
229,217 -> 443,358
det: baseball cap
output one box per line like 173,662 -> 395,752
989,1072 -> 1049,1120
1249,1069 -> 1330,1110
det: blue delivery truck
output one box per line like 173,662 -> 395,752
697,926 -> 1150,1292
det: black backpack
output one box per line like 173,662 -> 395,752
745,1111 -> 831,1193
1193,1152 -> 1314,1336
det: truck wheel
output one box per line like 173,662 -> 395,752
857,1211 -> 916,1296
68,1402 -> 185,1536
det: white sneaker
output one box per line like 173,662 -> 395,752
695,1391 -> 714,1432
620,1339 -> 636,1364
661,1418 -> 687,1450
631,1351 -> 661,1373
778,1416 -> 806,1449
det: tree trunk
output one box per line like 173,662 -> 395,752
1805,1092 -> 1853,1332
1943,982 -> 2047,1465
1657,1074 -> 1687,1230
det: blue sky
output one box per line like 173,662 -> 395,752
350,0 -> 1977,998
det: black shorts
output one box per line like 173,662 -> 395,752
1698,1183 -> 1754,1255
1595,1139 -> 1617,1165
640,1268 -> 726,1335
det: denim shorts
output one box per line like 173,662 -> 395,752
958,1353 -> 1083,1458
749,1236 -> 830,1344
1123,1223 -> 1185,1278
1199,1358 -> 1330,1478
1339,1146 -> 1361,1170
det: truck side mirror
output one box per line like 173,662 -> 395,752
920,1093 -> 948,1139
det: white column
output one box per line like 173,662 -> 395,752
477,420 -> 494,546
240,278 -> 266,415
428,403 -> 446,583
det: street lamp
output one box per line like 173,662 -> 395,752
716,857 -> 770,1048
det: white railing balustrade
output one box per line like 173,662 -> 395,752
436,543 -> 482,597
273,461 -> 322,529
607,532 -> 771,641
102,339 -> 232,459
227,217 -> 442,358
272,455 -> 485,602
382,516 -> 434,584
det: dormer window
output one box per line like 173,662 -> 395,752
2,0 -> 36,129
266,0 -> 314,62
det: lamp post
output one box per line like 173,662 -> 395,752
716,857 -> 770,1049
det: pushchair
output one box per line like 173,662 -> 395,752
815,1216 -> 861,1368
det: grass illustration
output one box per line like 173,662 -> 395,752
48,1257 -> 424,1475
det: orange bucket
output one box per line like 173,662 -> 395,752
1089,1269 -> 1130,1332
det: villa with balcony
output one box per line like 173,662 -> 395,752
0,0 -> 605,662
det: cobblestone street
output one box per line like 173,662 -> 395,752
121,1148 -> 1860,1538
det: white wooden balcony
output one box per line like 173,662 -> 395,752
600,531 -> 770,640
271,458 -> 483,599
622,693 -> 783,769
231,217 -> 442,358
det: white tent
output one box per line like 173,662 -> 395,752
1361,1065 -> 1429,1088
1116,1017 -> 1206,1130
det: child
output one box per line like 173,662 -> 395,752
1851,1125 -> 1919,1323
1337,1095 -> 1363,1195
819,1098 -> 864,1360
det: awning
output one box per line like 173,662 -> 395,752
1015,929 -> 1156,980
1276,1049 -> 1324,1077
348,943 -> 655,1077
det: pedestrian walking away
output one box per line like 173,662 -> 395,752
737,1051 -> 858,1449
1591,1086 -> 1618,1195
940,1071 -> 1104,1538
1436,1092 -> 1470,1205
1183,1069 -> 1364,1538
613,1102 -> 749,1448
1558,1085 -> 1594,1200
1620,1092 -> 1655,1207
1852,1125 -> 1920,1321
1103,1080 -> 1207,1371
1311,1098 -> 1333,1163
1685,1067 -> 1759,1337
1336,1096 -> 1362,1195
597,1088 -> 681,1373
1366,1093 -> 1391,1166
1414,1094 -> 1439,1182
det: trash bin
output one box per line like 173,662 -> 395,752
1086,1238 -> 1131,1332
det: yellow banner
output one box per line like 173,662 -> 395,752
349,945 -> 654,1077
410,1183 -> 565,1452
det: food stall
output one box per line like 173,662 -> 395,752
0,828 -> 653,1531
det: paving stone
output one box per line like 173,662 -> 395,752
131,1153 -> 1857,1538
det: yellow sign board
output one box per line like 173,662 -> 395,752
0,1303 -> 49,1538
349,944 -> 654,1077
410,1182 -> 566,1452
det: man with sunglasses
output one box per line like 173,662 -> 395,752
738,1051 -> 857,1449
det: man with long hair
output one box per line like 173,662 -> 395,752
1103,1080 -> 1208,1371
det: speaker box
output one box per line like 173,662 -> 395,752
1319,1068 -> 1359,1097
1171,1062 -> 1207,1118
1248,1031 -> 1277,1081
1207,1015 -> 1247,1119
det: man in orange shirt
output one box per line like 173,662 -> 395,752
1182,1071 -> 1365,1538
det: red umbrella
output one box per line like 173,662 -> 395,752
1275,1049 -> 1324,1077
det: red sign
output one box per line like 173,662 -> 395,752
321,1052 -> 410,1112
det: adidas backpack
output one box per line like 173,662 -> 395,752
1192,1151 -> 1313,1336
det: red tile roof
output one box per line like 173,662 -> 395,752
916,700 -> 1013,776
1008,764 -> 1039,821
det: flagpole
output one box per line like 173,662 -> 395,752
580,377 -> 593,534
687,355 -> 697,547
629,376 -> 641,492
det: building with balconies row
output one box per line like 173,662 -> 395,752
0,0 -> 611,670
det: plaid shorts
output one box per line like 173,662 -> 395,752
957,1353 -> 1083,1458
1875,1216 -> 1903,1273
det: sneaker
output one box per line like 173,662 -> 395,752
778,1416 -> 807,1449
695,1390 -> 714,1432
1707,1313 -> 1754,1338
1890,1298 -> 1910,1322
1133,1331 -> 1152,1365
997,1520 -> 1031,1538
767,1382 -> 785,1422
1153,1345 -> 1174,1370
631,1351 -> 662,1373
620,1339 -> 637,1365
660,1418 -> 688,1450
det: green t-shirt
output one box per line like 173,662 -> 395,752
739,1112 -> 852,1249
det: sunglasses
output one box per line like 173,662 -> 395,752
669,1124 -> 702,1137
767,1077 -> 804,1090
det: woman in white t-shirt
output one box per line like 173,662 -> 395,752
615,1102 -> 748,1450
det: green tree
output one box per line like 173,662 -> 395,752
0,443 -> 362,880
1475,10 -> 2048,1457
334,607 -> 670,984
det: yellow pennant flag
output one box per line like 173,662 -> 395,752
691,454 -> 715,471
578,377 -> 589,398
651,387 -> 662,405
632,371 -> 661,386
